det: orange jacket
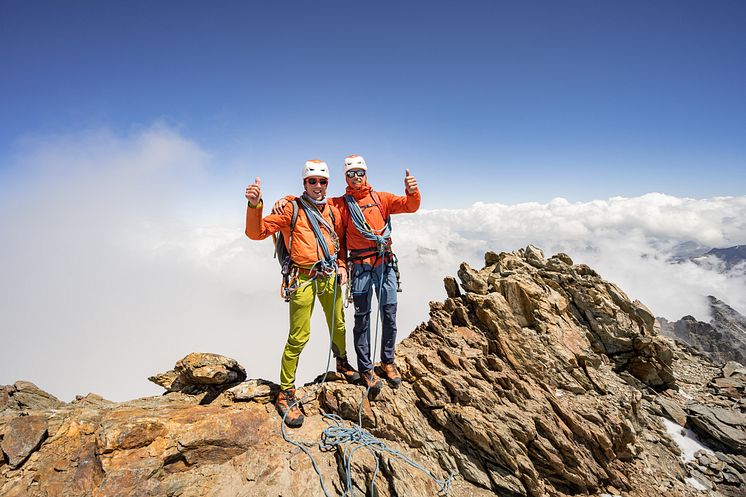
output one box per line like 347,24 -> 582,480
285,185 -> 420,266
245,199 -> 347,270
334,184 -> 420,255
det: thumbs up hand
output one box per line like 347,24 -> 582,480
245,177 -> 262,207
404,168 -> 418,194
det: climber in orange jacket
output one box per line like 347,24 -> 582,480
273,155 -> 420,398
245,160 -> 359,428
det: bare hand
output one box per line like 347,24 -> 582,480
272,197 -> 290,215
337,267 -> 348,286
245,177 -> 261,207
404,168 -> 418,194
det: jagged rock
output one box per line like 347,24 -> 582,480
0,381 -> 64,412
1,415 -> 48,468
443,276 -> 461,298
484,250 -> 500,266
149,352 -> 247,392
723,361 -> 745,378
457,262 -> 488,295
554,252 -> 574,265
687,404 -> 746,454
524,244 -> 546,268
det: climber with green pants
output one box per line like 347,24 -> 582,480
245,160 -> 359,428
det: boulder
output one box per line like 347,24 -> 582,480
1,414 -> 48,468
524,244 -> 546,268
224,379 -> 279,403
149,353 -> 247,392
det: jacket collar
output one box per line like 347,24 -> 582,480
345,183 -> 372,200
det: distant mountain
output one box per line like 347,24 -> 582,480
658,295 -> 746,365
668,240 -> 713,260
697,245 -> 746,270
687,245 -> 746,274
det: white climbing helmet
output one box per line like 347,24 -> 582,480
302,160 -> 330,179
344,155 -> 367,174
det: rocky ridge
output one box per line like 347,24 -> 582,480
1,246 -> 745,497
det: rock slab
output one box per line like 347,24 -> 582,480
1,415 -> 48,468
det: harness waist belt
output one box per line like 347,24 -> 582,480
349,246 -> 391,258
294,264 -> 334,277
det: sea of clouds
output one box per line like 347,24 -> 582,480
1,126 -> 745,401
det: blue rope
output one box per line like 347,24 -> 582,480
299,194 -> 337,274
321,413 -> 454,496
324,262 -> 454,496
344,194 -> 391,255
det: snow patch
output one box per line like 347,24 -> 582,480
660,417 -> 713,462
678,389 -> 694,400
685,476 -> 708,491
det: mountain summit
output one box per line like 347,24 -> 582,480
2,247 -> 744,497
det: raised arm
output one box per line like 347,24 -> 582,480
382,168 -> 421,215
244,178 -> 292,240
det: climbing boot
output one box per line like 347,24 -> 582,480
380,361 -> 402,388
275,388 -> 304,428
361,370 -> 383,399
336,356 -> 361,383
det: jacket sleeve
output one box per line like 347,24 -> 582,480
245,200 -> 292,240
380,189 -> 421,216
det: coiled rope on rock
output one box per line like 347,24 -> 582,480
278,261 -> 454,496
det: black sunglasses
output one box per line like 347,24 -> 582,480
346,170 -> 366,178
306,178 -> 328,185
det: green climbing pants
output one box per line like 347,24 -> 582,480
280,272 -> 346,390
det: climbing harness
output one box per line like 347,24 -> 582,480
343,191 -> 403,303
274,194 -> 339,302
344,191 -> 391,256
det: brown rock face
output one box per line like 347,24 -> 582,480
1,415 -> 48,468
0,247 -> 742,497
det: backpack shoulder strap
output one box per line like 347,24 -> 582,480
287,199 -> 300,254
327,203 -> 335,224
370,190 -> 388,221
290,199 -> 300,232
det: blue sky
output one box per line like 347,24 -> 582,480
1,0 -> 745,206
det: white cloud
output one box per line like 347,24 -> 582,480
2,126 -> 744,401
394,194 -> 746,324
